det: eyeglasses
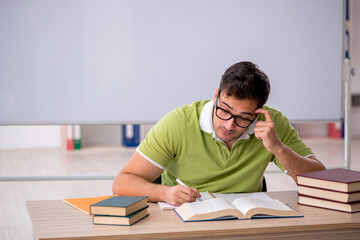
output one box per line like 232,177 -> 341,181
215,93 -> 255,128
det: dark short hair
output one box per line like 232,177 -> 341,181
219,61 -> 270,108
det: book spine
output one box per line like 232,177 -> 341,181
73,125 -> 82,150
66,125 -> 74,151
327,122 -> 343,139
298,193 -> 360,204
297,184 -> 353,194
122,124 -> 140,147
298,195 -> 360,213
61,125 -> 68,151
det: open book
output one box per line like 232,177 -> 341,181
174,197 -> 302,222
158,192 -> 272,210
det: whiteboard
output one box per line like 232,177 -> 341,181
0,0 -> 344,124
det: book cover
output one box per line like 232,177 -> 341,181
122,124 -> 140,147
92,206 -> 149,226
60,125 -> 68,151
298,185 -> 360,203
90,196 -> 148,216
66,125 -> 74,151
296,168 -> 360,192
63,195 -> 115,215
328,122 -> 343,138
298,195 -> 360,213
73,125 -> 82,150
174,197 -> 302,222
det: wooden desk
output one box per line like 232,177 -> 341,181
27,191 -> 360,240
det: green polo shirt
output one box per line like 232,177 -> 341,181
137,100 -> 314,193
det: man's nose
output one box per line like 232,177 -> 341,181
224,118 -> 236,130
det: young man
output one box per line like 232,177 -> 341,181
112,61 -> 325,206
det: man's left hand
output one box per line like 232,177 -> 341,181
254,108 -> 284,154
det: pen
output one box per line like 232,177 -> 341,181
176,178 -> 202,201
207,191 -> 216,199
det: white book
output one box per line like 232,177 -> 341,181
158,192 -> 272,211
174,194 -> 302,222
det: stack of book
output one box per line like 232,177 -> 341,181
90,196 -> 149,226
297,168 -> 360,213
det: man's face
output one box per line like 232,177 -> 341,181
212,90 -> 258,146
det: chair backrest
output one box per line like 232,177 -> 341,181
262,176 -> 267,192
153,176 -> 162,184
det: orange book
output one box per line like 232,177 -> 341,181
63,195 -> 115,215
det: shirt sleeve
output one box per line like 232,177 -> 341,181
136,108 -> 183,169
268,108 -> 314,171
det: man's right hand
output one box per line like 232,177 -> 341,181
165,185 -> 201,206
113,151 -> 201,205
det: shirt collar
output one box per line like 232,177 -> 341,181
199,100 -> 257,141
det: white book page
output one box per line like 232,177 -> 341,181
158,201 -> 177,210
158,192 -> 272,210
185,198 -> 236,214
210,192 -> 272,202
232,198 -> 290,215
158,195 -> 203,210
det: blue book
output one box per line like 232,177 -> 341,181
90,196 -> 148,216
122,124 -> 140,147
93,206 -> 149,226
174,197 -> 302,222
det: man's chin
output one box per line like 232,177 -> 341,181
215,128 -> 241,142
217,134 -> 237,143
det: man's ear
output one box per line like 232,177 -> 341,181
213,88 -> 219,105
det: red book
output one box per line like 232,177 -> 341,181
298,185 -> 360,203
328,122 -> 342,138
66,125 -> 74,151
297,168 -> 360,193
298,194 -> 360,213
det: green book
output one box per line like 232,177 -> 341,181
92,206 -> 149,226
90,196 -> 148,216
73,125 -> 82,150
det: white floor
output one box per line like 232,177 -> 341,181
0,137 -> 359,240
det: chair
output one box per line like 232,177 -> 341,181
261,176 -> 267,192
153,176 -> 267,192
153,176 -> 162,184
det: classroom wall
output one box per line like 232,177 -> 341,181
0,126 -> 61,149
81,125 -> 121,147
351,0 -> 360,137
0,0 -> 344,124
352,0 -> 360,94
297,0 -> 360,139
1,1 -> 359,150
